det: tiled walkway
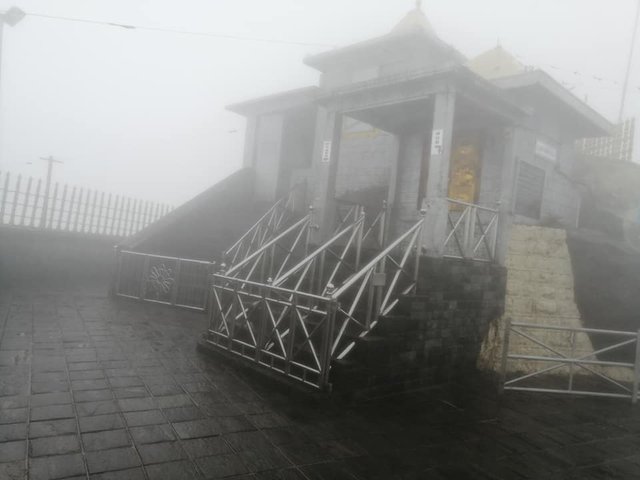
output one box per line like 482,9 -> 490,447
2,287 -> 640,479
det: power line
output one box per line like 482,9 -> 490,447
24,11 -> 336,49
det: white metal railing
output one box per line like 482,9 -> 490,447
223,185 -> 302,267
114,250 -> 214,311
500,320 -> 640,403
443,198 -> 499,261
205,213 -> 425,389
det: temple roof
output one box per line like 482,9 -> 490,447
467,45 -> 526,80
389,3 -> 436,37
304,4 -> 465,71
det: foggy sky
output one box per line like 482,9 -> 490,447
0,0 -> 638,205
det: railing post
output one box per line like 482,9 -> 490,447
139,255 -> 150,300
170,260 -> 182,306
499,318 -> 512,394
285,294 -> 298,375
255,279 -> 271,364
466,206 -> 477,258
319,299 -> 338,390
633,328 -> 640,404
568,331 -> 576,393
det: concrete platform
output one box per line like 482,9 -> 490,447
1,284 -> 640,479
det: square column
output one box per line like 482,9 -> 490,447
422,90 -> 456,256
310,107 -> 343,242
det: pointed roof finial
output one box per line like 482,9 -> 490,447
416,0 -> 423,10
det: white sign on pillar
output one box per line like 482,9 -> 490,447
321,140 -> 332,163
430,129 -> 444,155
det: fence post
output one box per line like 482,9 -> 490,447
0,172 -> 9,224
21,177 -> 32,226
499,318 -> 512,395
633,329 -> 640,404
31,179 -> 41,227
9,174 -> 21,226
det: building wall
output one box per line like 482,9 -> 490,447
512,128 -> 581,228
254,114 -> 284,203
331,257 -> 506,398
334,121 -> 396,206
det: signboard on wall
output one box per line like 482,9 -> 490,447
431,129 -> 444,155
321,140 -> 332,163
535,139 -> 558,162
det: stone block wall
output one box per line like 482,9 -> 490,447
477,225 -> 635,382
330,257 -> 506,398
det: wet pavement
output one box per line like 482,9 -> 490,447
2,286 -> 640,479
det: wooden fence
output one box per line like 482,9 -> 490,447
0,171 -> 172,237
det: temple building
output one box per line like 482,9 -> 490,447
116,5 -> 621,396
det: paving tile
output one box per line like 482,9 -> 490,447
0,460 -> 25,480
218,415 -> 256,434
29,417 -> 74,440
30,404 -> 74,421
255,468 -> 306,480
29,453 -> 86,480
31,392 -> 73,408
73,389 -> 113,403
224,431 -> 273,452
76,400 -> 119,417
31,381 -> 69,394
148,384 -> 184,396
0,408 -> 27,425
181,436 -> 232,459
78,413 -> 124,433
0,396 -> 28,410
85,446 -> 141,474
196,453 -> 250,478
82,429 -> 131,451
156,394 -> 194,409
145,459 -> 201,480
91,467 -> 146,480
173,419 -> 222,439
69,369 -> 105,381
110,376 -> 144,388
162,406 -> 204,423
239,445 -> 293,473
0,423 -> 27,442
138,441 -> 188,465
118,397 -> 157,412
67,361 -> 100,371
29,434 -> 80,457
0,440 -> 26,462
71,379 -> 108,391
123,410 -> 166,427
130,424 -> 175,444
114,386 -> 149,399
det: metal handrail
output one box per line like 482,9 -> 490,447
500,319 -> 640,403
223,183 -> 303,266
331,216 -> 424,299
444,198 -> 499,261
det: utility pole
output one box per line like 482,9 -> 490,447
39,155 -> 63,229
619,0 -> 640,122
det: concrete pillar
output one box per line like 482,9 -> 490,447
422,90 -> 456,256
310,107 -> 343,242
391,133 -> 424,237
494,126 -> 520,265
254,114 -> 284,204
242,116 -> 259,168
